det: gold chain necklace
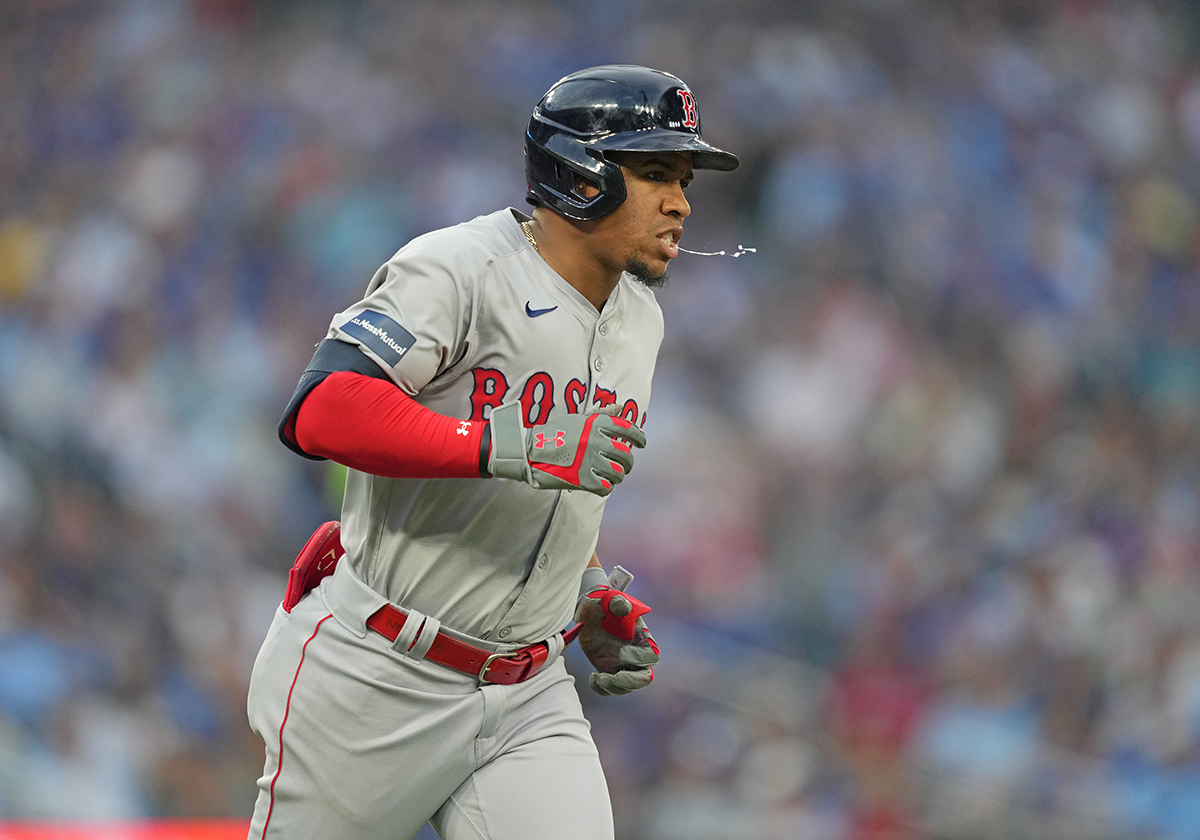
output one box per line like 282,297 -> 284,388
520,220 -> 539,252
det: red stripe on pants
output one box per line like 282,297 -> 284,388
261,614 -> 333,840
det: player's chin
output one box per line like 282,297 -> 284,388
626,258 -> 670,289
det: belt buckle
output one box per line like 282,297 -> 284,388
477,651 -> 508,684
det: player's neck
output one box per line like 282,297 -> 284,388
528,210 -> 620,312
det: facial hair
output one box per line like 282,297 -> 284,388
625,259 -> 669,289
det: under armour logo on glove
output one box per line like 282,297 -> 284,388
487,402 -> 646,497
534,430 -> 567,449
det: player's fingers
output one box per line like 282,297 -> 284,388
597,414 -> 647,449
576,470 -> 615,497
606,594 -> 632,618
631,621 -> 660,656
590,667 -> 653,695
600,442 -> 635,475
591,673 -> 623,696
619,643 -> 659,667
615,667 -> 653,692
589,460 -> 626,490
588,672 -> 615,696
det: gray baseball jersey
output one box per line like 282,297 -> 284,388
324,207 -> 662,645
247,207 -> 662,840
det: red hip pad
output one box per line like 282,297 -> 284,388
282,521 -> 345,612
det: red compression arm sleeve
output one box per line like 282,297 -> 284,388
293,371 -> 488,478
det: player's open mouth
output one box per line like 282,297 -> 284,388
657,230 -> 680,260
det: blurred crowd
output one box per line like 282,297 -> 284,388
2,0 -> 1200,838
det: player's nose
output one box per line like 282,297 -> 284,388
664,181 -> 690,219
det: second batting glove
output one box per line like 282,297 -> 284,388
575,587 -> 660,696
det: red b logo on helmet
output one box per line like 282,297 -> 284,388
677,89 -> 698,129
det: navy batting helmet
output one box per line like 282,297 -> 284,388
525,65 -> 739,221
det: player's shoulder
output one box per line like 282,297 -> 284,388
359,209 -> 530,300
390,209 -> 525,273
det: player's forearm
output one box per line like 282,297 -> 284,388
293,371 -> 489,478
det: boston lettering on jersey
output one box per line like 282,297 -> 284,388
469,368 -> 645,428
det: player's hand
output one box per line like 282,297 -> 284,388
575,588 -> 659,696
488,403 -> 646,497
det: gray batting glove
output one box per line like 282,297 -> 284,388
575,589 -> 659,696
488,402 -> 646,497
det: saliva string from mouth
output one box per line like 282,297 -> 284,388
678,244 -> 757,258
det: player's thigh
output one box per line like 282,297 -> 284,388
431,668 -> 614,840
433,734 -> 613,840
247,595 -> 481,840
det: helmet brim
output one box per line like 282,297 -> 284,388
590,129 -> 740,172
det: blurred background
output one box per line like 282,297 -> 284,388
3,0 -> 1200,837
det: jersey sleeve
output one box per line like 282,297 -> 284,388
327,227 -> 484,396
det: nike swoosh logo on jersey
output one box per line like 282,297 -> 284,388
525,302 -> 558,318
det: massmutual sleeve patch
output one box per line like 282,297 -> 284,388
338,309 -> 417,367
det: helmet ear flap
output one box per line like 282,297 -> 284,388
525,129 -> 627,221
544,132 -> 607,178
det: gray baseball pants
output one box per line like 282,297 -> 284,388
246,561 -> 613,840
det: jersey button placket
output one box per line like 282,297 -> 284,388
593,357 -> 604,372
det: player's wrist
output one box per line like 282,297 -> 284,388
487,401 -> 533,482
577,566 -> 610,607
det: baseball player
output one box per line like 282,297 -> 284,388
246,65 -> 738,840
